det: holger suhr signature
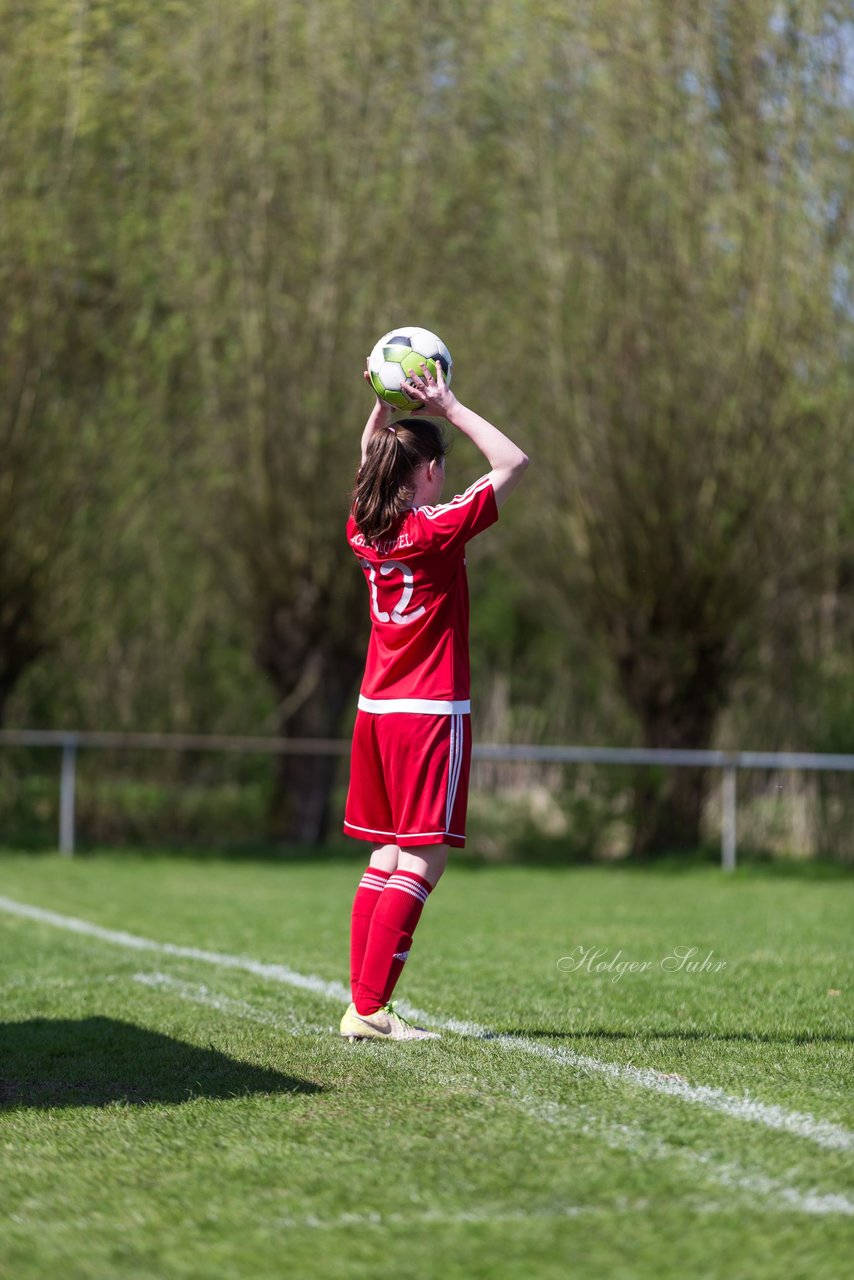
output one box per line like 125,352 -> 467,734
557,945 -> 727,983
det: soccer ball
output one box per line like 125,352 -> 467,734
368,326 -> 453,411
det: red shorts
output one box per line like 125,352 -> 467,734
344,710 -> 472,848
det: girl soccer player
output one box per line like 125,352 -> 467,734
340,357 -> 528,1041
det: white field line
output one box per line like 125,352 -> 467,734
507,1094 -> 854,1218
275,1201 -> 652,1230
130,972 -> 335,1036
0,895 -> 351,1003
2,894 -> 852,1156
407,1018 -> 854,1155
135,968 -> 854,1219
5,953 -> 848,1220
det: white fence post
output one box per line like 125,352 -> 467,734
721,764 -> 737,872
59,738 -> 77,857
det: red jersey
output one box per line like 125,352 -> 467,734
347,475 -> 499,710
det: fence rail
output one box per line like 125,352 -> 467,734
1,730 -> 852,868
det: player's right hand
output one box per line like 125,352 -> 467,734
404,360 -> 458,418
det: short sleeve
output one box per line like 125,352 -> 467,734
412,475 -> 499,553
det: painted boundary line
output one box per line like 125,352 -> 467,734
407,1016 -> 854,1155
131,973 -> 335,1037
132,970 -> 854,1219
274,1202 -> 647,1230
0,894 -> 352,1000
1,894 -> 852,1155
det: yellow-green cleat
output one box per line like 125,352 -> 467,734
339,1001 -> 440,1042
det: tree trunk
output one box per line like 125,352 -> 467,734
630,762 -> 707,856
0,579 -> 47,731
616,643 -> 729,856
255,606 -> 364,846
268,661 -> 359,845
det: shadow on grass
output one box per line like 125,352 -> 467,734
0,1016 -> 322,1110
496,1027 -> 854,1045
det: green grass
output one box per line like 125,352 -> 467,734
1,851 -> 852,1280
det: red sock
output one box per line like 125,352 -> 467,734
349,866 -> 391,999
354,871 -> 432,1015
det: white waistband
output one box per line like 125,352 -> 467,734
358,695 -> 471,715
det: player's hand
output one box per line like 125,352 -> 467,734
403,360 -> 458,418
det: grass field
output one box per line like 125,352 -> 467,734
1,850 -> 852,1280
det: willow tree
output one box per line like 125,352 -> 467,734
504,0 -> 853,851
0,2 -> 108,726
159,0 -> 515,840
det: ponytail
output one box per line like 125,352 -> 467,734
352,417 -> 446,545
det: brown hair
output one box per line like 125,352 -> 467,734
352,417 -> 446,545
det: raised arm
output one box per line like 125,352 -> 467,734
403,362 -> 529,508
359,364 -> 396,468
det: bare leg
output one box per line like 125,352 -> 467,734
397,843 -> 449,888
369,842 -> 400,873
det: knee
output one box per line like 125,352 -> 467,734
369,844 -> 400,873
397,844 -> 449,888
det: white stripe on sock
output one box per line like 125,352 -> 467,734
360,875 -> 388,891
388,881 -> 429,900
387,877 -> 429,904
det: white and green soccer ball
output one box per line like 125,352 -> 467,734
368,326 -> 453,411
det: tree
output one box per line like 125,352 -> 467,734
3,0 -> 849,859
162,1 -> 497,840
0,3 -> 101,725
505,0 -> 854,850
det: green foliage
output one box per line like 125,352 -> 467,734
0,0 -> 851,849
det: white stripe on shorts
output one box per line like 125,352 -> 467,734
343,820 -> 397,839
445,713 -> 464,833
396,830 -> 467,841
